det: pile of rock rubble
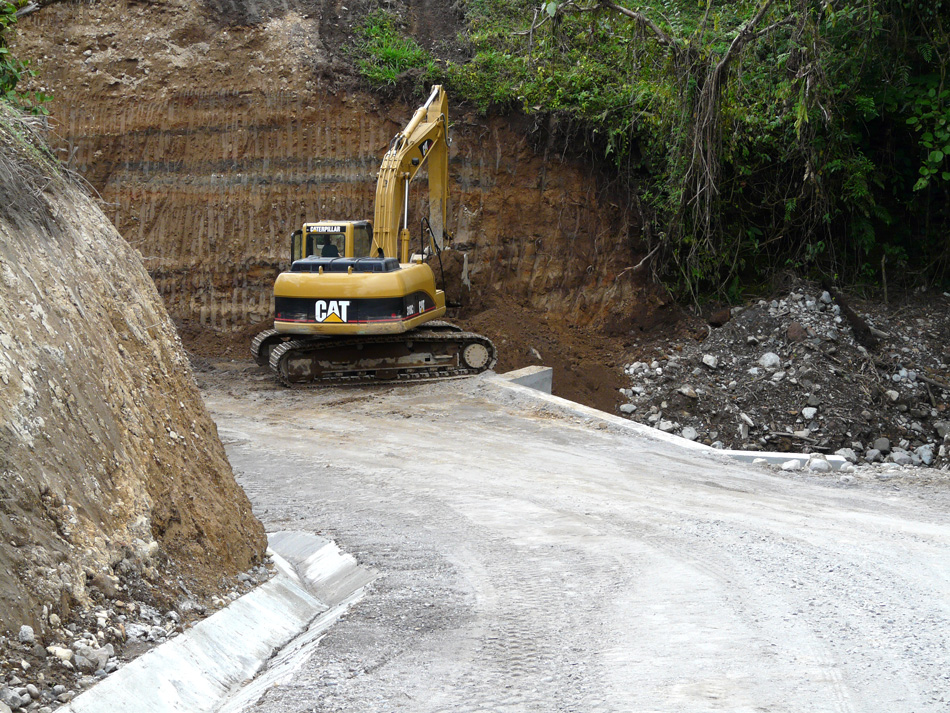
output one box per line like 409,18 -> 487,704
619,282 -> 950,472
0,563 -> 272,712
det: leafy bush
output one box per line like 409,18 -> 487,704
1,0 -> 48,112
352,1 -> 950,296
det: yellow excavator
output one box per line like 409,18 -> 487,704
251,85 -> 496,386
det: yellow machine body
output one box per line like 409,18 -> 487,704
271,86 -> 452,338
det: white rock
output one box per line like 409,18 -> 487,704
888,451 -> 913,466
781,459 -> 802,471
680,426 -> 699,441
657,420 -> 675,432
771,370 -> 786,382
740,412 -> 754,427
885,390 -> 900,402
834,447 -> 857,463
17,626 -> 34,644
807,458 -> 832,473
619,404 -> 636,415
702,354 -> 719,369
820,290 -> 832,304
752,458 -> 769,466
802,407 -> 818,420
915,444 -> 934,466
48,646 -> 73,661
758,352 -> 781,369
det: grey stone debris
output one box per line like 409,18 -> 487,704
711,441 -> 725,449
807,394 -> 821,407
865,448 -> 883,462
702,354 -> 719,369
657,420 -> 675,433
24,686 -> 37,700
680,426 -> 699,441
740,412 -> 755,427
0,688 -> 24,710
678,385 -> 698,398
834,448 -> 858,463
17,626 -> 33,644
873,437 -> 891,453
739,423 -> 750,440
752,458 -> 769,466
802,407 -> 818,420
619,404 -> 636,415
839,474 -> 855,485
758,352 -> 781,369
781,459 -> 802,471
916,444 -> 934,466
820,290 -> 833,304
808,458 -> 832,473
771,370 -> 786,383
885,389 -> 900,402
935,420 -> 950,439
124,622 -> 149,640
888,451 -> 913,466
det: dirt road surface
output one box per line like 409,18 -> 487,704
202,368 -> 950,712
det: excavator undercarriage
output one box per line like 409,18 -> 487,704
251,323 -> 496,387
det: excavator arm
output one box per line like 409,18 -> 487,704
372,85 -> 449,262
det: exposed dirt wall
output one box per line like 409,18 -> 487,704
0,111 -> 266,635
13,0 -> 652,340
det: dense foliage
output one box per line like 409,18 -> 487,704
351,1 -> 950,299
1,0 -> 46,111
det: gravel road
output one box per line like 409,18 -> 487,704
202,370 -> 950,712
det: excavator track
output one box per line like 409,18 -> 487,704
267,326 -> 497,388
250,329 -> 293,367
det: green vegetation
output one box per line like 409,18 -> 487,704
360,1 -> 950,299
350,11 -> 441,86
1,0 -> 47,112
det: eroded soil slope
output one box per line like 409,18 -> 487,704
0,109 -> 266,643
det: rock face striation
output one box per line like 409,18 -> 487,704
0,108 -> 266,636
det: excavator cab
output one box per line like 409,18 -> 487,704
290,221 -> 374,262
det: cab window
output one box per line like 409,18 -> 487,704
307,232 -> 345,258
353,225 -> 372,257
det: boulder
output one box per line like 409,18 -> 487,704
758,352 -> 781,370
834,448 -> 858,463
873,437 -> 891,454
786,322 -> 807,342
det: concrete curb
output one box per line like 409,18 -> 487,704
490,374 -> 848,472
59,532 -> 376,713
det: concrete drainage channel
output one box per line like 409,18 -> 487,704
58,532 -> 376,713
498,366 -> 849,471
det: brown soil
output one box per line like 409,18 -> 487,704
0,109 -> 266,704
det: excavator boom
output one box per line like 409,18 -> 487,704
373,85 -> 449,261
